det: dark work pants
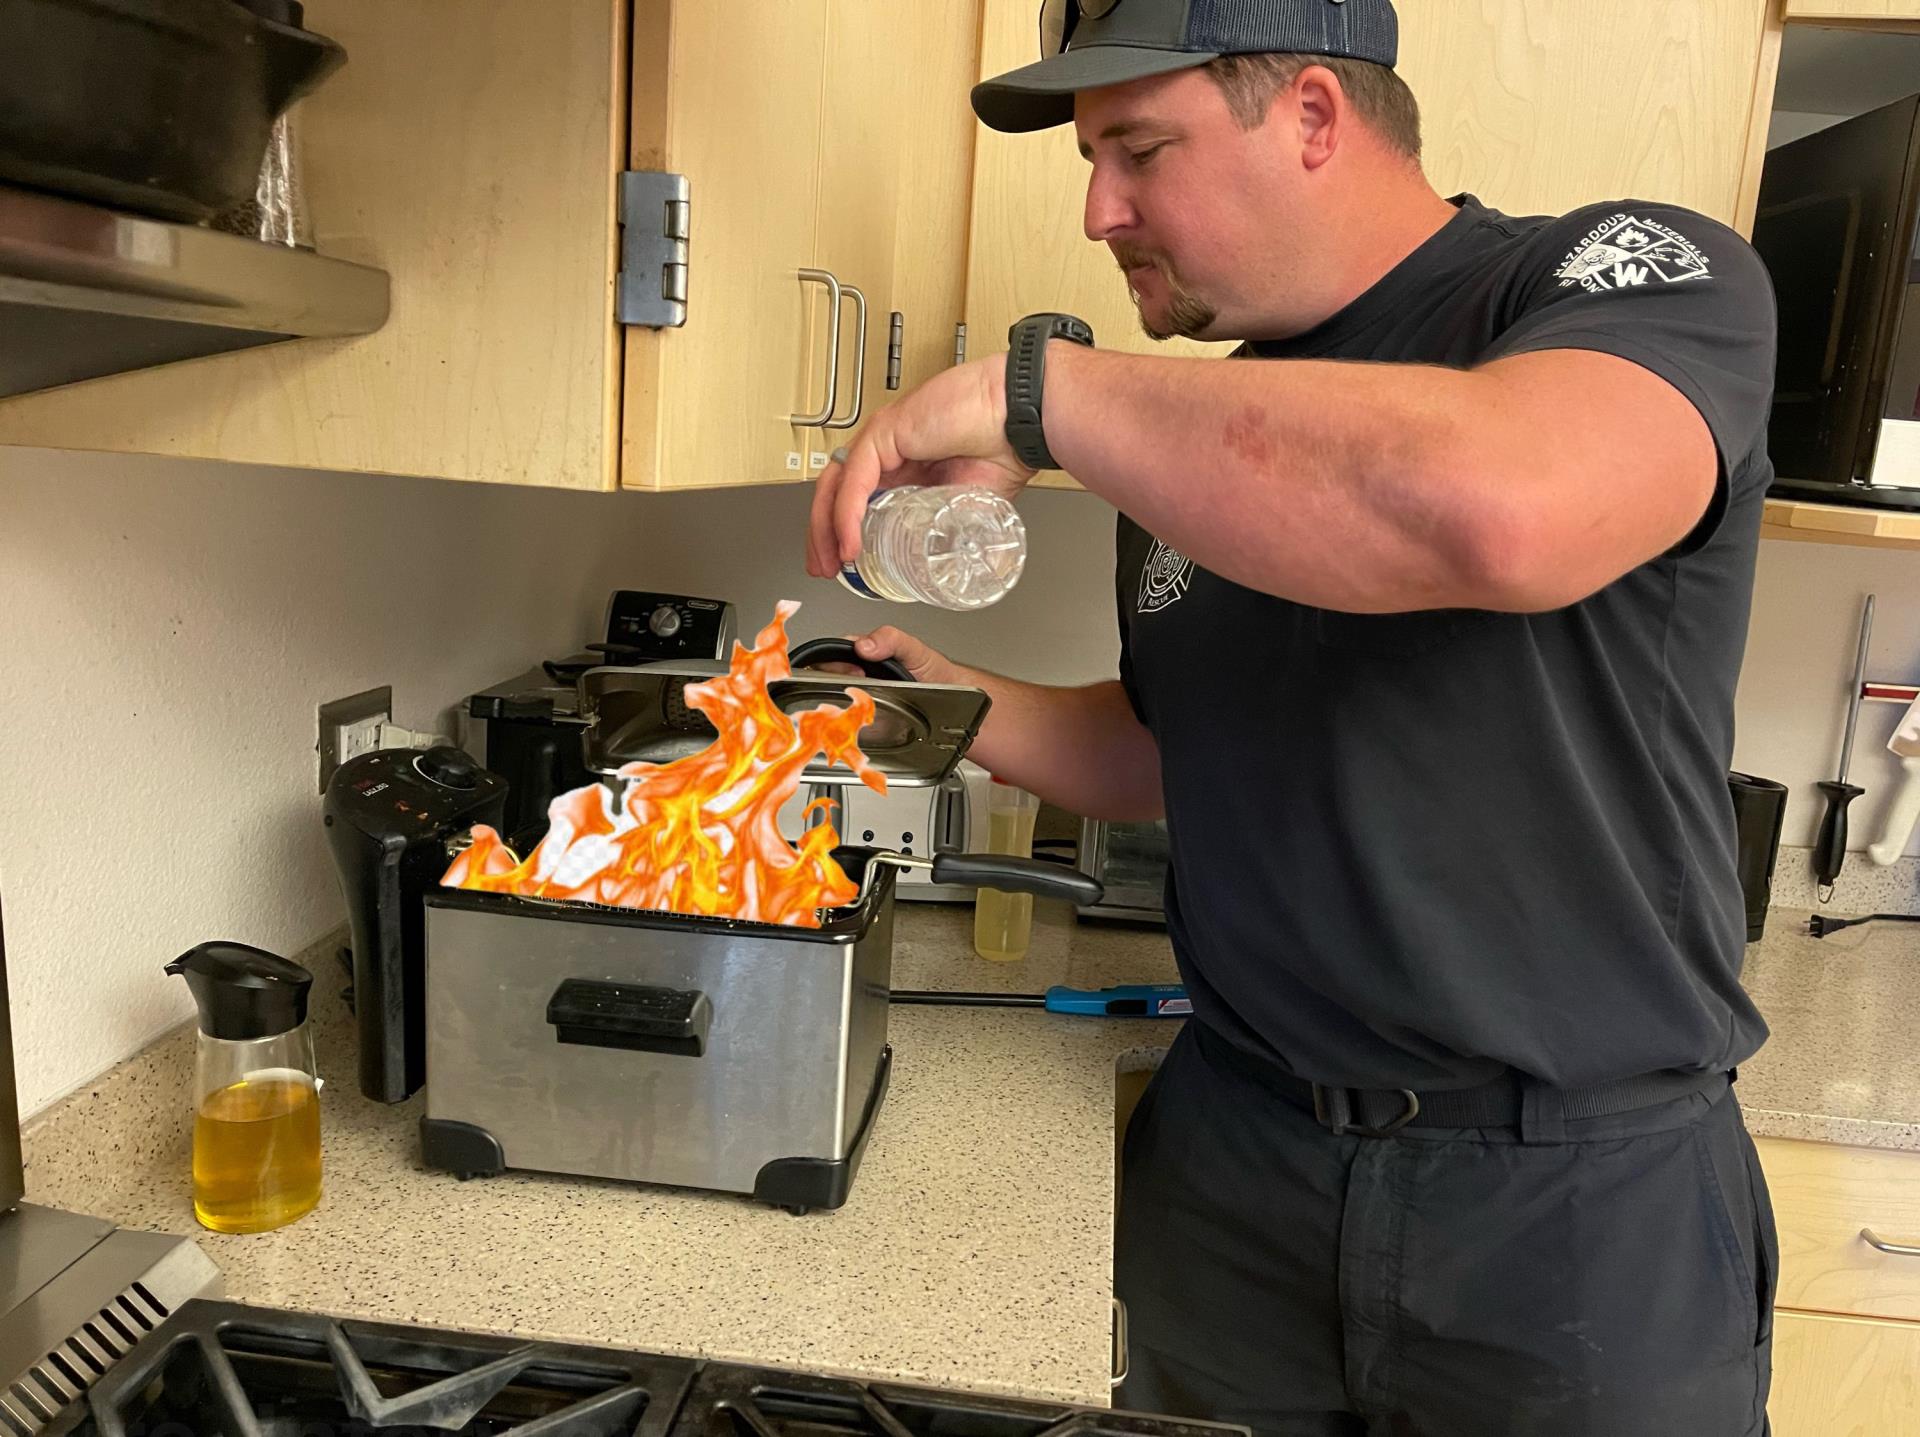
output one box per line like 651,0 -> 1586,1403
1114,1023 -> 1778,1437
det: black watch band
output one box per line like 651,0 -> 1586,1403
1005,313 -> 1093,471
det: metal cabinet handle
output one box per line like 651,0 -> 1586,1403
1862,1228 -> 1920,1257
824,283 -> 868,430
1111,1297 -> 1129,1389
792,268 -> 843,428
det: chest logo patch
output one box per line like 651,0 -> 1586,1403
1138,538 -> 1194,615
1555,214 -> 1711,294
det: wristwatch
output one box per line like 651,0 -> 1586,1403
1004,313 -> 1094,471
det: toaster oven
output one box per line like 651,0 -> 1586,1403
1075,817 -> 1169,925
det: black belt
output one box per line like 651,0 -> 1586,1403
1201,1031 -> 1733,1139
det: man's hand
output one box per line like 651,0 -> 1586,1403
804,355 -> 1036,580
845,627 -> 959,685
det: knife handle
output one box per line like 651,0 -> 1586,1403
1815,780 -> 1865,895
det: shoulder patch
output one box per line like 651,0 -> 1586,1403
1555,213 -> 1712,294
1138,538 -> 1194,615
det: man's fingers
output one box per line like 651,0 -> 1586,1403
807,446 -> 850,578
834,439 -> 884,569
850,626 -> 947,682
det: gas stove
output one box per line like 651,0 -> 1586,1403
42,1300 -> 1241,1437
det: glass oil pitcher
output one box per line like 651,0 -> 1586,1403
164,942 -> 321,1234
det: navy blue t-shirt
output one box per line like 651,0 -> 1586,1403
1115,196 -> 1777,1090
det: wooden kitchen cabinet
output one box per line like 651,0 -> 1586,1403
628,0 -> 982,490
0,0 -> 983,492
1770,1312 -> 1920,1434
795,1 -> 984,480
0,0 -> 628,488
1757,1138 -> 1920,1432
1758,1137 -> 1920,1323
1398,0 -> 1782,231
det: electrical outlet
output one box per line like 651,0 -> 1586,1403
317,685 -> 393,793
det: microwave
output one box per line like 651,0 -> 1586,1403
1754,93 -> 1920,510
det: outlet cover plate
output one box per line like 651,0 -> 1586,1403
317,685 -> 392,793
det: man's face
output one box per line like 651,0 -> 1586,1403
1074,68 -> 1301,342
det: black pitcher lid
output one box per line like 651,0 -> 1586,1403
164,941 -> 312,1041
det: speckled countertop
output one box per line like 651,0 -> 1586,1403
22,899 -> 1920,1407
1737,908 -> 1920,1151
21,902 -> 1180,1407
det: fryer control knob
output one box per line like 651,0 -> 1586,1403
648,605 -> 683,639
415,747 -> 478,790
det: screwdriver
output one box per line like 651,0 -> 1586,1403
1815,595 -> 1875,904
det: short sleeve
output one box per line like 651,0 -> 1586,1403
1483,203 -> 1779,550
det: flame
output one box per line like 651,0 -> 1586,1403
442,601 -> 886,927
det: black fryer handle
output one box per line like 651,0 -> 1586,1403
931,853 -> 1105,906
788,637 -> 913,683
547,979 -> 711,1057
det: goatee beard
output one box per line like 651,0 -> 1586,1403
1116,245 -> 1217,341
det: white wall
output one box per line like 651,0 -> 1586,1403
0,448 -> 659,1115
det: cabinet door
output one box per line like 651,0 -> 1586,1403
1399,0 -> 1778,230
798,2 -> 914,479
1771,1312 -> 1920,1435
0,0 -> 626,489
1758,1137 -> 1920,1323
1785,0 -> 1920,22
621,0 -> 829,490
799,1 -> 983,478
880,1 -> 986,397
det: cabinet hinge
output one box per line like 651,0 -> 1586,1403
617,170 -> 691,328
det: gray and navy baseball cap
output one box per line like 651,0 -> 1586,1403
972,0 -> 1400,133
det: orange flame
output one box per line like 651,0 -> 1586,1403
442,601 -> 886,927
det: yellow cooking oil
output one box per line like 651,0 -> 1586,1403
974,803 -> 1039,961
192,1073 -> 321,1234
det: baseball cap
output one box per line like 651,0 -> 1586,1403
972,0 -> 1400,134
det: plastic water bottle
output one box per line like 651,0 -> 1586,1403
838,486 -> 1027,610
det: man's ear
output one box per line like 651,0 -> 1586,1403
1294,65 -> 1344,171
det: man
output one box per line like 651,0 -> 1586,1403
806,1 -> 1779,1432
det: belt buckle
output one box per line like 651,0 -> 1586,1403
1311,1083 -> 1421,1139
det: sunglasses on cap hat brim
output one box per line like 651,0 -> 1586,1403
1038,0 -> 1123,59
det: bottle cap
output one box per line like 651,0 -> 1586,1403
164,942 -> 312,1041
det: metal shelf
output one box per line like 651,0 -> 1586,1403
0,182 -> 389,398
